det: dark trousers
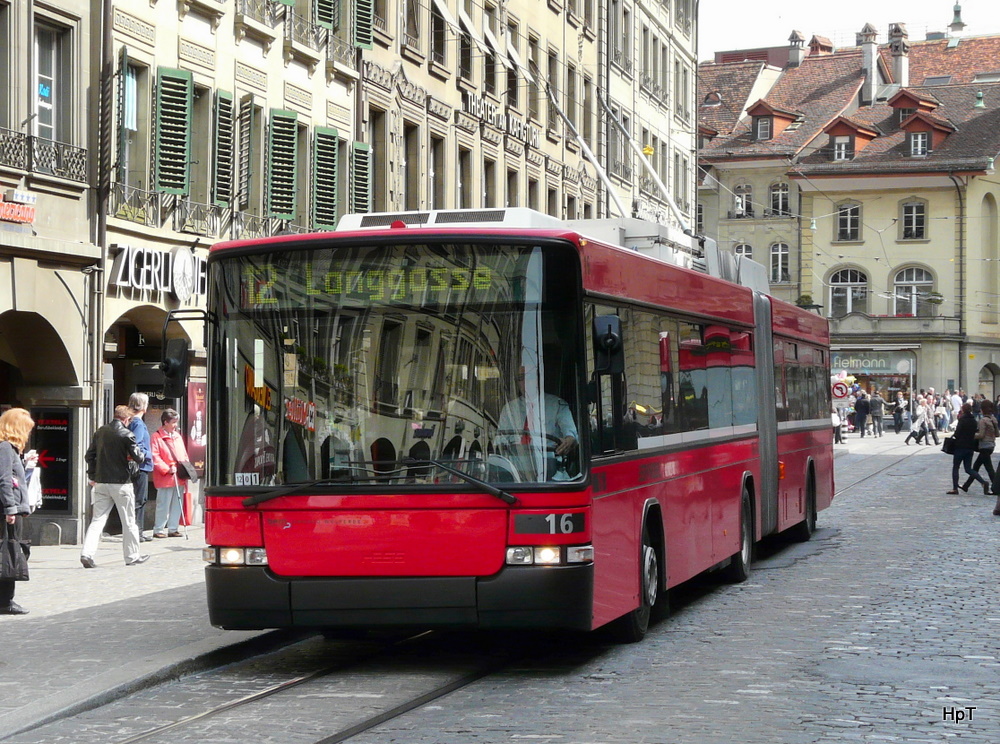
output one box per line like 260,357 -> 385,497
893,411 -> 903,434
871,414 -> 883,436
133,470 -> 149,534
963,446 -> 996,491
856,413 -> 868,436
1,515 -> 23,606
954,448 -> 989,490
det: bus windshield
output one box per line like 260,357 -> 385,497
209,239 -> 585,489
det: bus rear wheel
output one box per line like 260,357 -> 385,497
607,525 -> 658,643
721,489 -> 753,583
788,474 -> 817,542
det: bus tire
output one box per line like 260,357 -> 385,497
607,525 -> 658,643
788,472 -> 817,542
721,489 -> 753,583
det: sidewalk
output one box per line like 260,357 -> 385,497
0,525 -> 295,740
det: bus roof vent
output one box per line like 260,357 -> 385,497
356,212 -> 432,228
337,208 -> 565,231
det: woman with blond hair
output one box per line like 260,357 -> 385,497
0,407 -> 36,615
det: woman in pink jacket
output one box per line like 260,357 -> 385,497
150,408 -> 190,537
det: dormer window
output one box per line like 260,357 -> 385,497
910,131 -> 929,156
897,107 -> 915,125
755,116 -> 772,140
832,135 -> 853,161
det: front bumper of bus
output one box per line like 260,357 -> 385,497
205,564 -> 594,631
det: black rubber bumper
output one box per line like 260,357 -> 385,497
205,563 -> 594,631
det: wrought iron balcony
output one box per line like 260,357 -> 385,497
284,8 -> 326,50
612,48 -> 633,75
327,32 -> 356,68
30,136 -> 88,182
109,182 -> 161,226
0,127 -> 28,170
174,198 -> 225,237
237,0 -> 277,26
231,211 -> 272,241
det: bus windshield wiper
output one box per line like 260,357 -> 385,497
404,458 -> 518,505
241,478 -> 348,507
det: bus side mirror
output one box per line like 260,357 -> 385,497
160,338 -> 190,398
593,315 -> 624,374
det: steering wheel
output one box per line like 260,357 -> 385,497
494,430 -> 563,453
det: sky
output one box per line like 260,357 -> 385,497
698,0 -> 1000,60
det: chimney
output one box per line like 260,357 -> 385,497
859,23 -> 879,105
788,30 -> 806,68
949,3 -> 966,36
889,23 -> 910,88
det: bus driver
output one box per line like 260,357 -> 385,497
495,366 -> 578,481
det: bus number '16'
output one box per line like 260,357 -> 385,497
514,513 -> 585,535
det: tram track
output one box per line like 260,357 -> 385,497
12,628 -> 577,744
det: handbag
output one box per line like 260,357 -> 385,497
1,520 -> 29,581
176,460 -> 199,482
942,437 -> 956,455
164,436 -> 198,482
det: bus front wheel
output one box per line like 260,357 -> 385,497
607,525 -> 658,643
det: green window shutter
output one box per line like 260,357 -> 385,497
316,0 -> 340,30
115,47 -> 129,185
154,67 -> 193,195
354,0 -> 373,49
237,95 -> 257,211
267,109 -> 298,220
213,91 -> 235,207
350,141 -> 371,214
312,127 -> 340,230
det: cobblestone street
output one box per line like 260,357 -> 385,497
348,436 -> 1000,743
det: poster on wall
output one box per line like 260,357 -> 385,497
187,381 -> 207,476
29,407 -> 73,514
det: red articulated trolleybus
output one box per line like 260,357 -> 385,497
185,208 -> 833,642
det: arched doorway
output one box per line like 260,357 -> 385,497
978,363 -> 999,401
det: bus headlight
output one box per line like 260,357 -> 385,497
533,546 -> 561,565
506,546 -> 534,565
203,547 -> 268,566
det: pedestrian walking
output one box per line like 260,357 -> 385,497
0,408 -> 35,615
962,399 -> 997,494
854,392 -> 870,438
892,392 -> 906,434
869,390 -> 885,437
948,403 -> 991,495
904,396 -> 928,445
127,393 -> 154,542
151,409 -> 192,539
832,408 -> 843,444
80,405 -> 149,568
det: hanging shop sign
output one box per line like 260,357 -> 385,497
0,190 -> 37,225
109,243 -> 207,301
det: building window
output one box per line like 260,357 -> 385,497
901,200 -> 926,240
430,5 -> 447,65
528,36 -> 541,121
34,23 -> 73,143
506,22 -> 519,107
483,157 -> 496,207
910,131 -> 929,156
312,127 -> 341,230
506,168 -> 518,207
893,267 -> 934,316
368,107 -> 388,211
733,183 -> 753,218
458,145 -> 472,208
755,116 -> 771,140
154,67 -> 193,195
117,56 -> 151,189
769,182 -> 790,216
770,242 -> 789,283
266,109 -> 299,220
897,107 -> 915,125
403,121 -> 420,211
829,268 -> 868,317
832,135 -> 853,161
734,243 -> 752,260
835,202 -> 861,241
429,134 -> 445,209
